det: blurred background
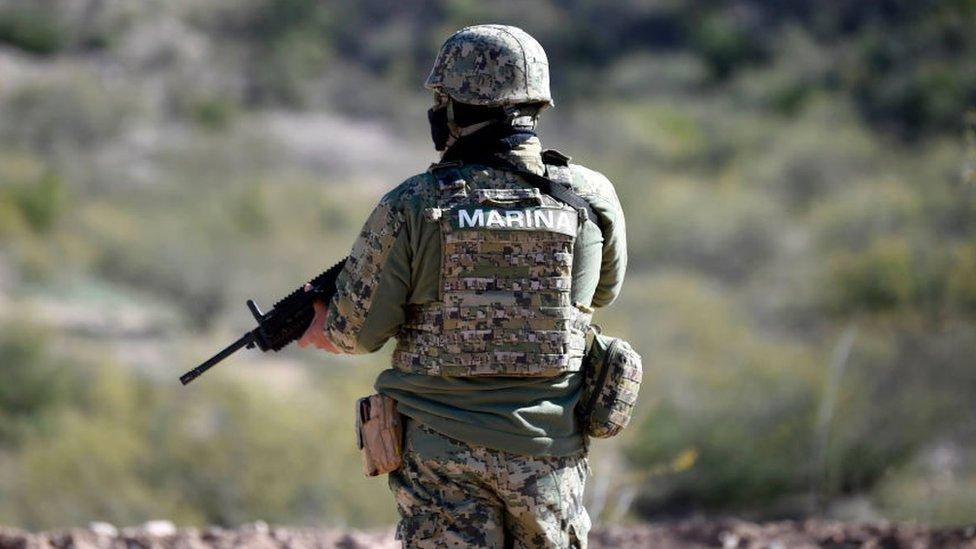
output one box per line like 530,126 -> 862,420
0,0 -> 974,532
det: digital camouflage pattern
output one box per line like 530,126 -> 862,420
581,334 -> 643,439
390,421 -> 589,548
324,196 -> 404,352
425,25 -> 553,108
321,136 -> 628,459
320,137 -> 626,357
390,162 -> 592,377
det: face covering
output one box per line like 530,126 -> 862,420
428,97 -> 540,153
428,104 -> 451,151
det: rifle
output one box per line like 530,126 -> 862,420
179,258 -> 347,385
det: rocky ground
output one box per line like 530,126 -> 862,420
1,520 -> 975,548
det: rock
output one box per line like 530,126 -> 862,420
719,531 -> 739,548
242,520 -> 269,535
1,521 -> 975,548
141,520 -> 177,537
0,526 -> 33,549
87,522 -> 118,538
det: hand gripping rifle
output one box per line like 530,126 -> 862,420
179,258 -> 347,385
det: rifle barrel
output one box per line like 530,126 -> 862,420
179,331 -> 255,385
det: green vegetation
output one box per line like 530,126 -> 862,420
0,324 -> 393,529
0,0 -> 974,530
0,5 -> 63,55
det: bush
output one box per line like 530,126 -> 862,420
827,238 -> 915,315
619,274 -> 821,513
0,351 -> 392,529
0,74 -> 128,154
691,12 -> 766,81
810,178 -> 919,252
0,325 -> 75,446
626,179 -> 780,282
822,323 -> 976,499
0,5 -> 64,55
191,98 -> 238,131
7,173 -> 65,234
946,244 -> 976,316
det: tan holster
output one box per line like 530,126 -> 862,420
355,394 -> 403,477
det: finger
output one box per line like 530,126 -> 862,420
317,335 -> 339,353
313,300 -> 326,314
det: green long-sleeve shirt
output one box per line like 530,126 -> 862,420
323,137 -> 627,456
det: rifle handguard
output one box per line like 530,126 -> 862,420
179,258 -> 347,384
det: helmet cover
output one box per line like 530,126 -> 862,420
425,24 -> 553,108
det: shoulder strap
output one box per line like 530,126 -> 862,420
530,168 -> 598,226
541,148 -> 571,166
427,160 -> 466,192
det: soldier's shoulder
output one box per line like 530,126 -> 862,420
381,169 -> 442,208
567,163 -> 621,208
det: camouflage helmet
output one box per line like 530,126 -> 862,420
425,24 -> 553,109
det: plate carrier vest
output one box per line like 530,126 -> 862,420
391,154 -> 593,377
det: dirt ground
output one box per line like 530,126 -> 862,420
2,519 -> 975,548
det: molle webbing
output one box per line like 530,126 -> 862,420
391,162 -> 592,377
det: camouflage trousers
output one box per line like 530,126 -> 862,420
389,420 -> 590,548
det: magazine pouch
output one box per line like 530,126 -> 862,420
579,328 -> 643,439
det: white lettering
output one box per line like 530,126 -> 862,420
458,209 -> 484,228
456,207 -> 576,234
534,210 -> 554,228
555,211 -> 574,232
505,210 -> 525,227
486,210 -> 506,227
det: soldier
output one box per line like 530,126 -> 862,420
298,24 -> 627,548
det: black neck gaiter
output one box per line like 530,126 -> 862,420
440,122 -> 537,164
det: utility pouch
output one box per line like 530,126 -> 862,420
355,394 -> 403,477
578,327 -> 643,439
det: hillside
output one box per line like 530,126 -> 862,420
0,0 -> 974,531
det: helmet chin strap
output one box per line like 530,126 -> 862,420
444,100 -> 493,150
441,99 -> 539,152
